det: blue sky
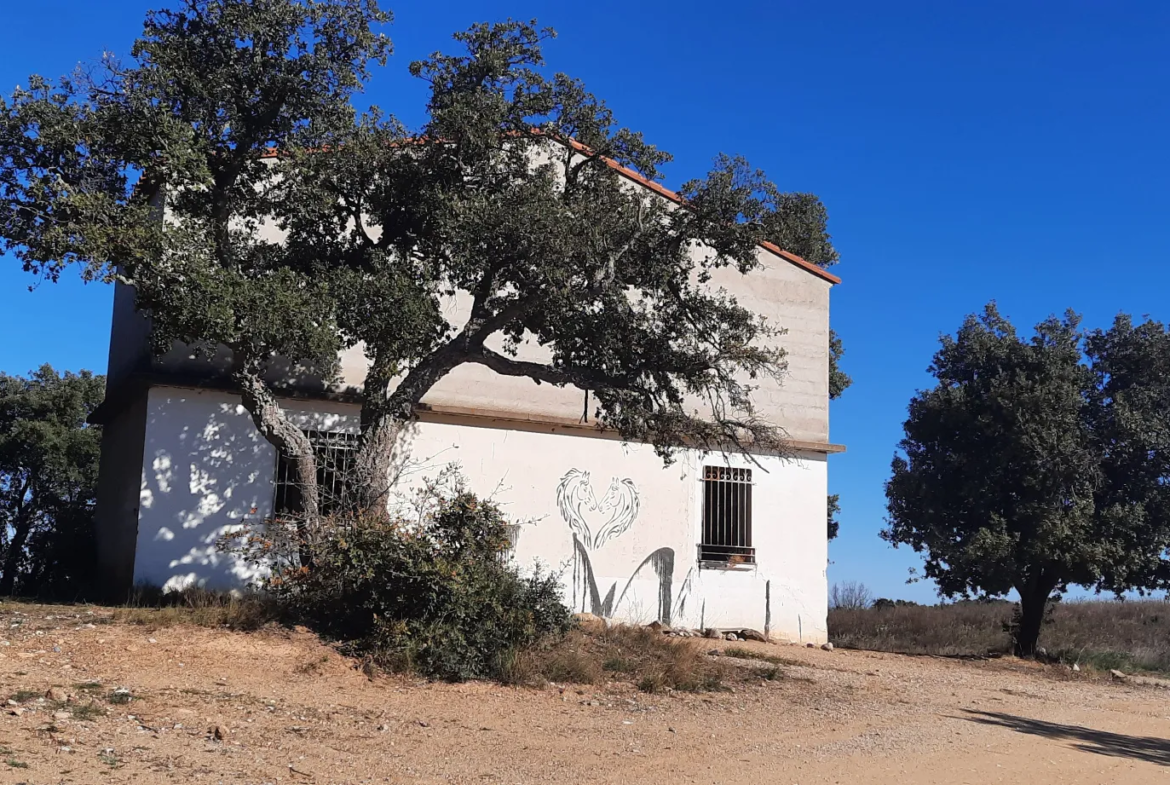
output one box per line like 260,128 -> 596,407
2,1 -> 1169,602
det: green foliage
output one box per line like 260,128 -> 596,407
0,5 -> 840,525
884,304 -> 1170,655
0,366 -> 104,597
242,490 -> 572,681
828,329 -> 852,400
827,331 -> 850,540
1,0 -> 392,381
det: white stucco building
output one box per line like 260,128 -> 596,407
91,154 -> 844,643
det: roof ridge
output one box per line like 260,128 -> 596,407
555,136 -> 840,285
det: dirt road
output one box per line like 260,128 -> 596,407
0,604 -> 1166,784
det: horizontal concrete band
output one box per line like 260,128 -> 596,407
91,374 -> 846,455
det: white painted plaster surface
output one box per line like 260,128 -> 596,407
133,387 -> 828,642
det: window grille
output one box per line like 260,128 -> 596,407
498,524 -> 523,564
273,430 -> 358,517
699,466 -> 754,565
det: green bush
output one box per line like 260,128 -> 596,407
244,491 -> 571,681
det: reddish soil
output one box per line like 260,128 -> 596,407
0,603 -> 1167,784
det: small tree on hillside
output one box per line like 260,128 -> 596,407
0,366 -> 104,597
0,2 -> 841,558
884,304 -> 1170,656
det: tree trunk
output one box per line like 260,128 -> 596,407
0,519 -> 31,596
350,416 -> 403,515
1014,582 -> 1052,658
0,477 -> 33,596
348,349 -> 451,517
233,365 -> 321,567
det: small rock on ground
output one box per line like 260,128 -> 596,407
572,613 -> 607,634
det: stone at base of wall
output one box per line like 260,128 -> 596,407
571,613 -> 609,634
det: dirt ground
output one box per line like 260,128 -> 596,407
0,605 -> 1167,784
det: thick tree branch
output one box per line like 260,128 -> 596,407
232,358 -> 320,564
466,347 -> 600,388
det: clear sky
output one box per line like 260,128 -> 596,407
2,1 -> 1168,602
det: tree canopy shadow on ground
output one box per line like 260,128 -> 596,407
960,709 -> 1170,766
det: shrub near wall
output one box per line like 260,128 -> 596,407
233,492 -> 572,681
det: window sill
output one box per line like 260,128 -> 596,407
698,560 -> 757,572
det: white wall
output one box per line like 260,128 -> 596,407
133,151 -> 835,446
134,386 -> 828,642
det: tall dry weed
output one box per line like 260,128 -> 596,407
830,598 -> 1170,673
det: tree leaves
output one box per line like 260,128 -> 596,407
1,8 -> 842,519
0,366 -> 104,596
884,303 -> 1170,603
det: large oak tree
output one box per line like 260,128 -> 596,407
1,0 -> 841,556
885,304 -> 1170,656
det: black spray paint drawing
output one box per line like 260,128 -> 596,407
556,468 -> 690,625
555,469 -> 640,549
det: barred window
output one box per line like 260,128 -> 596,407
273,430 -> 358,517
498,524 -> 523,564
699,466 -> 754,565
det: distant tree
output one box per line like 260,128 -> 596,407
884,304 -> 1170,656
826,330 -> 851,541
0,366 -> 104,596
828,329 -> 851,401
870,598 -> 920,609
0,2 -> 840,557
829,580 -> 872,610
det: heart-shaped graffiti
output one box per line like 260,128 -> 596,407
556,469 -> 640,550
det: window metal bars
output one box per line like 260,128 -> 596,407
273,430 -> 359,517
699,466 -> 755,564
497,524 -> 523,564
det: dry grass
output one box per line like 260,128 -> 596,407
722,647 -> 803,667
829,598 -> 1170,674
829,601 -> 1015,658
69,701 -> 107,721
506,626 -> 729,693
22,589 -> 771,692
90,589 -> 731,691
113,587 -> 278,630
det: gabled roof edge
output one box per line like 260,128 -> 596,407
203,135 -> 842,286
555,137 -> 842,286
